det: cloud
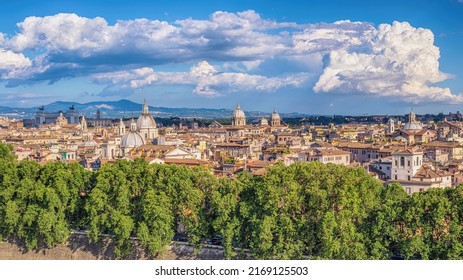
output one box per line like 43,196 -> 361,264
0,92 -> 57,106
92,61 -> 309,96
95,104 -> 114,110
313,21 -> 460,103
92,67 -> 158,89
0,11 -> 460,104
0,49 -> 32,71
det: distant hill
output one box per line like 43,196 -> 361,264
0,99 -> 311,119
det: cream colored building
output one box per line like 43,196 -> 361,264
231,104 -> 246,126
390,148 -> 452,194
137,99 -> 158,140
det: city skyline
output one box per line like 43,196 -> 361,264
1,0 -> 463,115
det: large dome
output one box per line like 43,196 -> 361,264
233,104 -> 245,118
121,131 -> 145,148
137,99 -> 157,129
137,114 -> 156,129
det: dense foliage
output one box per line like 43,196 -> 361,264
2,141 -> 463,259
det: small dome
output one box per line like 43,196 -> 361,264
121,131 -> 145,148
403,110 -> 422,130
233,104 -> 245,118
271,109 -> 280,120
260,117 -> 268,126
403,122 -> 422,130
56,112 -> 68,125
137,114 -> 156,129
81,139 -> 97,147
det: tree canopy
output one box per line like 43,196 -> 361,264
2,142 -> 463,259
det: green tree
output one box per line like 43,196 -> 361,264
210,177 -> 243,259
0,142 -> 16,162
0,160 -> 84,249
363,183 -> 408,259
86,161 -> 135,258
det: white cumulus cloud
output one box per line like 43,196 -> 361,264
92,67 -> 158,89
0,49 -> 32,71
92,61 -> 308,96
0,12 -> 460,103
313,21 -> 460,103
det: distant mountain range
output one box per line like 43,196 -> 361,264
0,99 -> 310,119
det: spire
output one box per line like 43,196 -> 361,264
81,114 -> 87,132
142,98 -> 149,115
410,108 -> 416,123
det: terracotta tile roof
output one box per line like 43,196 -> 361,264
335,141 -> 371,149
413,165 -> 452,179
391,148 -> 423,155
315,148 -> 350,156
163,158 -> 209,166
424,141 -> 461,148
247,160 -> 273,168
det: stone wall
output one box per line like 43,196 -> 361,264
0,233 -> 247,260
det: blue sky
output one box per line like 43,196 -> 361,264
0,0 -> 463,115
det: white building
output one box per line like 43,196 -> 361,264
390,148 -> 452,194
391,148 -> 423,181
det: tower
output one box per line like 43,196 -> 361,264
118,118 -> 126,136
387,118 -> 395,134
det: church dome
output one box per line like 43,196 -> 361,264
233,104 -> 245,119
271,109 -> 280,120
403,110 -> 422,130
260,117 -> 268,126
121,131 -> 145,148
81,139 -> 97,148
137,99 -> 157,129
56,112 -> 68,125
403,122 -> 422,130
137,114 -> 156,129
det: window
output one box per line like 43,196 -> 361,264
407,160 -> 410,167
419,188 -> 424,192
387,167 -> 390,170
406,187 -> 411,194
408,176 -> 411,181
394,175 -> 397,180
400,157 -> 405,166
